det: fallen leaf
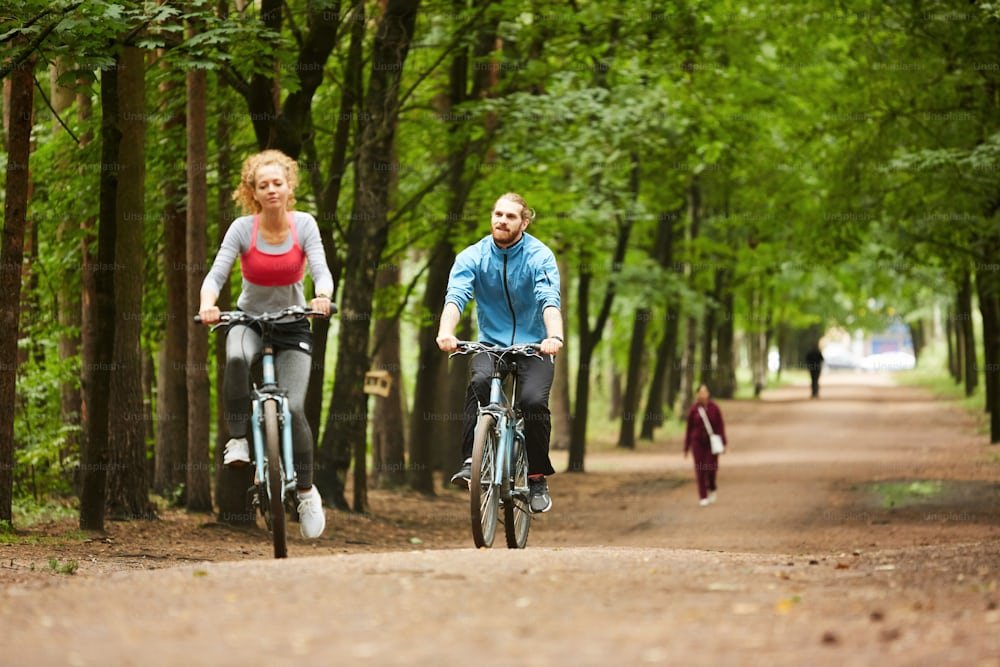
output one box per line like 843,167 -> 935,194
820,631 -> 840,645
776,596 -> 800,614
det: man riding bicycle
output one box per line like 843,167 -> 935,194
436,193 -> 564,513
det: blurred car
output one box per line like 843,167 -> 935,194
859,351 -> 916,372
822,351 -> 861,370
820,344 -> 861,370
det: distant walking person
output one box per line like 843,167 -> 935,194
805,345 -> 824,399
684,383 -> 727,507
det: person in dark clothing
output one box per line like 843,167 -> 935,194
805,345 -> 824,399
684,383 -> 727,507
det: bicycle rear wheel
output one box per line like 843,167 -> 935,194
504,434 -> 531,549
263,400 -> 288,559
470,414 -> 499,548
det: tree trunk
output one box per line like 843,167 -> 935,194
305,1 -> 364,448
442,315 -> 472,486
407,0 -> 497,490
372,264 -> 407,488
566,213 -> 634,471
213,39 -> 253,523
80,56 -> 123,532
958,271 -> 977,397
700,272 -> 719,390
77,87 -> 96,499
185,61 -> 212,512
678,179 -> 701,415
640,307 -> 679,440
909,319 -> 925,364
0,54 -> 34,524
715,273 -> 736,398
607,363 -> 622,421
409,241 -> 455,494
550,256 -> 573,450
976,264 -> 1000,443
945,306 -> 958,381
317,0 -> 421,513
308,2 -> 365,511
51,58 -> 83,478
105,46 -> 151,521
639,210 -> 680,440
154,63 -> 188,498
617,308 -> 648,449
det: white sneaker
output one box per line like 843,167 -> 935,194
708,492 -> 717,504
296,486 -> 326,538
223,438 -> 250,466
699,498 -> 711,507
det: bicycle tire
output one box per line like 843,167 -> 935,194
470,414 -> 499,548
504,434 -> 531,549
263,400 -> 288,559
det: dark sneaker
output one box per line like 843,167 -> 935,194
450,458 -> 472,488
528,476 -> 552,513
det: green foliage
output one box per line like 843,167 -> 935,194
6,0 -> 999,510
47,557 -> 79,575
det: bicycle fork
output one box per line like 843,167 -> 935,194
486,376 -> 515,499
250,349 -> 297,492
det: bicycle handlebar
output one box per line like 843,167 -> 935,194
450,341 -> 543,360
193,305 -> 335,326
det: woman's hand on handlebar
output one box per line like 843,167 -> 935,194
309,295 -> 332,317
198,306 -> 221,325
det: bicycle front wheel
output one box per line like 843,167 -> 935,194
263,400 -> 288,559
470,414 -> 499,548
504,435 -> 531,549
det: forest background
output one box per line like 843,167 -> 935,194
0,0 -> 997,531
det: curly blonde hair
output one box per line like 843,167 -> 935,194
232,149 -> 299,214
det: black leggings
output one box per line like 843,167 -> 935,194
461,351 -> 556,477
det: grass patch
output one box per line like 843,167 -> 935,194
873,480 -> 944,508
47,558 -> 79,575
12,498 -> 79,527
0,530 -> 89,546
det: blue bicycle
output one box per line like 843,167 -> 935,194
197,305 -> 329,558
450,342 -> 542,549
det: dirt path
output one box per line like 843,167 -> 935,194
3,373 -> 999,666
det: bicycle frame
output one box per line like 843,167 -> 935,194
457,343 -> 538,502
481,376 -> 515,501
249,342 -> 297,496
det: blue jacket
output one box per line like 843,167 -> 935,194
445,233 -> 561,346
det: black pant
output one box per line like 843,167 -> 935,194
462,351 -> 556,477
809,370 -> 821,398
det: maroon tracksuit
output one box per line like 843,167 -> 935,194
684,400 -> 727,500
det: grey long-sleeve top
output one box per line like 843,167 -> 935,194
201,212 -> 334,316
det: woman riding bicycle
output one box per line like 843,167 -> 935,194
198,149 -> 333,539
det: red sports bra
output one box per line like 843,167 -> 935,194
240,214 -> 306,286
